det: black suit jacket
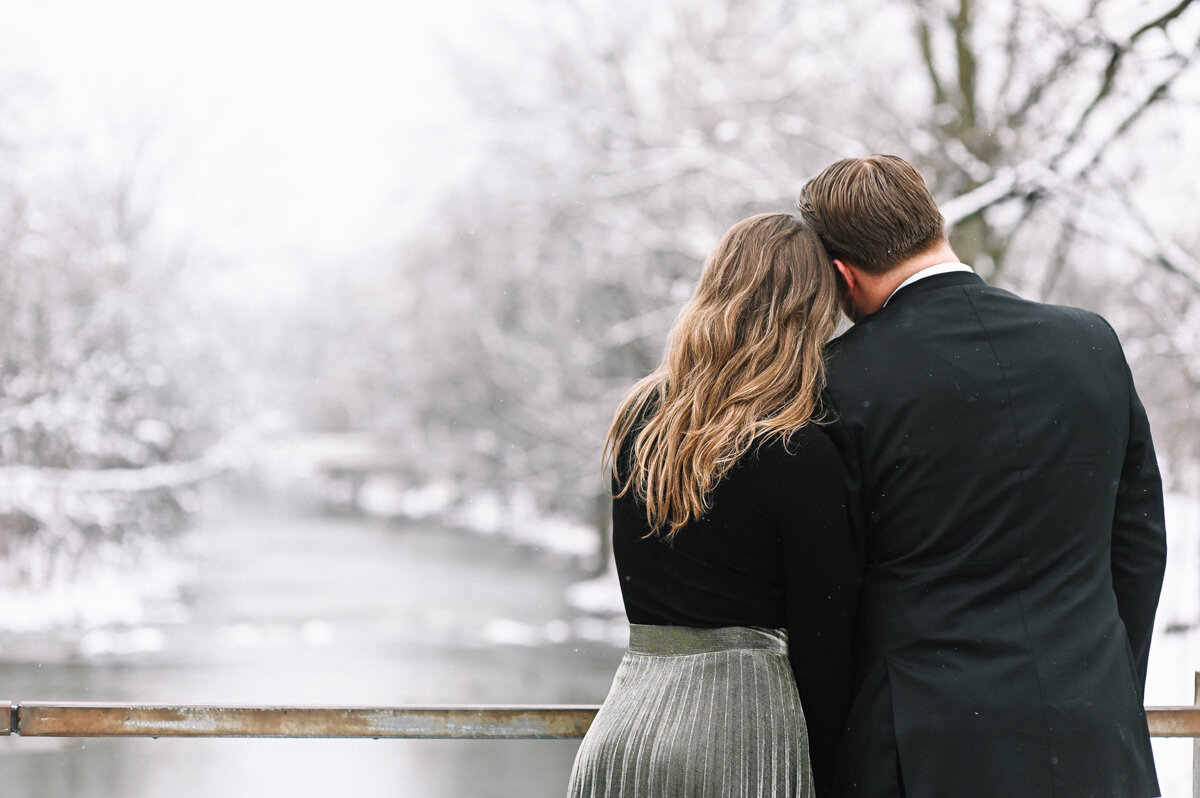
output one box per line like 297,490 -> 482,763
821,272 -> 1167,798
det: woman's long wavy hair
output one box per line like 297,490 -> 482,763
604,212 -> 840,540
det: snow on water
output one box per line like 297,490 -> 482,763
214,620 -> 338,650
0,536 -> 192,636
360,477 -> 457,520
77,626 -> 167,658
482,617 -> 629,649
359,476 -> 600,559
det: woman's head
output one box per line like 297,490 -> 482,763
677,213 -> 838,374
606,212 -> 840,538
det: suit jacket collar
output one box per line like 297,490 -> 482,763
880,270 -> 985,309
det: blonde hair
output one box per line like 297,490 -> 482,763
604,213 -> 840,539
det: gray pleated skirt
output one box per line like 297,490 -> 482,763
567,624 -> 812,798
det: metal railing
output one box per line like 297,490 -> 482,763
5,674 -> 1200,793
7,673 -> 1200,738
1,703 -> 596,738
2,701 -> 1198,739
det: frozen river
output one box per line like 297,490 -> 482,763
0,504 -> 623,798
2,493 -> 1197,796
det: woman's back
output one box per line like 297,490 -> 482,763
614,425 -> 851,630
611,424 -> 857,793
566,213 -> 855,798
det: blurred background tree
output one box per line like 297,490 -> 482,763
0,87 -> 239,604
383,0 -> 1200,543
2,0 -> 1197,590
1,5 -> 1195,793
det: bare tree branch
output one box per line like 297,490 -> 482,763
913,0 -> 949,107
1131,0 -> 1197,41
997,1 -> 1024,107
952,0 -> 980,132
943,26 -> 1198,237
1040,217 -> 1078,299
1111,182 -> 1200,290
1058,41 -> 1125,158
1075,55 -> 1192,177
1004,0 -> 1106,129
1054,190 -> 1200,294
1057,0 -> 1198,160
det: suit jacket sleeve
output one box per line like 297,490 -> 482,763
818,387 -> 867,578
777,428 -> 860,798
1110,359 -> 1167,696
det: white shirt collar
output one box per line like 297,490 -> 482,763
883,262 -> 974,307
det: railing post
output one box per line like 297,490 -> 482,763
1193,672 -> 1199,798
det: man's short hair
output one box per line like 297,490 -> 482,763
797,154 -> 946,275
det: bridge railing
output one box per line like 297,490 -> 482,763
5,674 -> 1200,795
2,703 -> 596,738
3,701 -> 1197,739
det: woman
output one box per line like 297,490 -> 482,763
567,213 -> 859,798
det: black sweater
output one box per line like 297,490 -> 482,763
612,423 -> 859,797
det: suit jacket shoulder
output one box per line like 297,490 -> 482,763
822,272 -> 1166,798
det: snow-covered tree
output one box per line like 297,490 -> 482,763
882,0 -> 1200,479
389,0 -> 1200,536
0,103 -> 235,598
391,0 -> 863,531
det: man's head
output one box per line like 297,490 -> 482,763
796,154 -> 946,276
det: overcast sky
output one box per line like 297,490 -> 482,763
0,0 -> 515,288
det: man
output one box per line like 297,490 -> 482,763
797,155 -> 1167,798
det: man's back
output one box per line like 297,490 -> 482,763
823,271 -> 1167,798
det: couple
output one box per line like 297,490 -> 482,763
567,155 -> 1168,798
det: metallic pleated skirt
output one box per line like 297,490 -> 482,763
567,624 -> 812,798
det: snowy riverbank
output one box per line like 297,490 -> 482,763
1,469 -> 1196,794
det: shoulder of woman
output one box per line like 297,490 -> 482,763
752,424 -> 841,469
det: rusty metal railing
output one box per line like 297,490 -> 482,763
1,703 -> 597,738
5,683 -> 1200,796
2,700 -> 1199,739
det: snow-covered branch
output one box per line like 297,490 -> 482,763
1048,190 -> 1200,294
939,163 -> 1055,227
0,433 -> 247,498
